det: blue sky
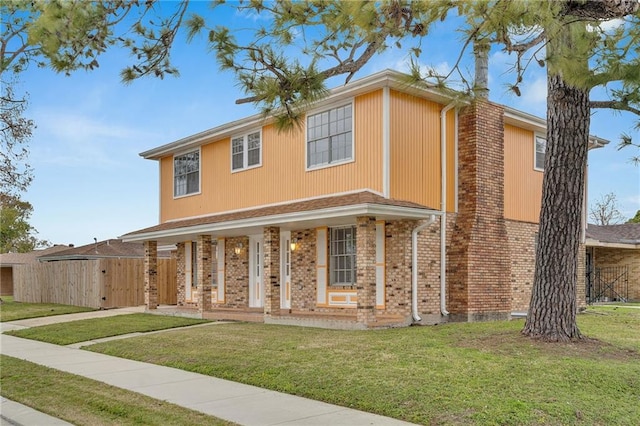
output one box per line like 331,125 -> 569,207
19,2 -> 640,247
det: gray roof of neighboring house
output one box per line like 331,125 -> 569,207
37,239 -> 173,262
586,223 -> 640,246
0,245 -> 72,266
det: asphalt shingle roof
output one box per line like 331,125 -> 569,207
123,191 -> 433,237
37,239 -> 173,261
586,223 -> 640,244
0,246 -> 71,265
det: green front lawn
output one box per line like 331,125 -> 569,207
80,306 -> 639,425
0,355 -> 235,426
0,297 -> 95,322
6,313 -> 210,345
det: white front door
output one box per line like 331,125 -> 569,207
249,235 -> 264,307
280,231 -> 292,309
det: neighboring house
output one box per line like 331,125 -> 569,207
585,223 -> 640,302
38,239 -> 173,262
0,246 -> 71,296
122,69 -> 607,328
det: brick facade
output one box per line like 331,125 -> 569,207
197,235 -> 212,313
505,220 -> 538,312
415,218 -> 443,320
447,100 -> 511,321
263,226 -> 281,316
144,240 -> 158,310
176,242 -> 186,306
356,217 -> 377,324
290,229 -> 317,311
223,236 -> 250,308
383,220 -> 415,318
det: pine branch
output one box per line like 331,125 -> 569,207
590,100 -> 640,116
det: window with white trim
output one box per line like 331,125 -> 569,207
535,135 -> 546,170
307,104 -> 353,168
330,226 -> 356,286
231,131 -> 261,171
174,150 -> 199,197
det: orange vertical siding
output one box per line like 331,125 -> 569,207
389,90 -> 447,210
160,91 -> 383,222
504,124 -> 543,223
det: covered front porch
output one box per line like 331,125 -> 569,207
124,192 -> 440,329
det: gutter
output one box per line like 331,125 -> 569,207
439,102 -> 456,317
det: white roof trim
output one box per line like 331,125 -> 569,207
121,203 -> 440,242
585,238 -> 640,249
139,70 -> 452,160
504,108 -> 609,149
141,69 -> 610,160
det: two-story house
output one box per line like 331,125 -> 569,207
122,69 -> 606,328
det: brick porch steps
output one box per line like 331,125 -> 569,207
153,305 -> 409,328
203,307 -> 264,323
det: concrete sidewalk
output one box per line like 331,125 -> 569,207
1,397 -> 73,426
1,310 -> 416,426
1,305 -> 145,332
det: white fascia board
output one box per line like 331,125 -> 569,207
504,108 -> 609,149
122,203 -> 440,242
504,108 -> 546,133
585,239 -> 639,249
140,113 -> 269,160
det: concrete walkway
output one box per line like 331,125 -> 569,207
1,309 -> 416,426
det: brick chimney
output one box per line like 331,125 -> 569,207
447,99 -> 511,321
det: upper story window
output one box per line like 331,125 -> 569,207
231,130 -> 262,172
174,150 -> 200,197
535,135 -> 546,171
307,103 -> 353,168
330,226 -> 356,286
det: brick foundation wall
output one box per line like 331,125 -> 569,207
447,100 -> 511,321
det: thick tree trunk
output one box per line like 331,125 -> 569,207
522,69 -> 590,341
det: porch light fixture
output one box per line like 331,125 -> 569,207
234,242 -> 243,255
290,238 -> 298,252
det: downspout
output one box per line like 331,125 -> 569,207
412,214 -> 436,322
440,102 -> 456,317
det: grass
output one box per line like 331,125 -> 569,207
0,296 -> 95,322
0,355 -> 235,426
5,313 -> 210,345
82,306 -> 640,426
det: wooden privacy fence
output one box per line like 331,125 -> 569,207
14,258 -> 176,309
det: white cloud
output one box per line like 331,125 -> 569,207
30,110 -> 160,168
